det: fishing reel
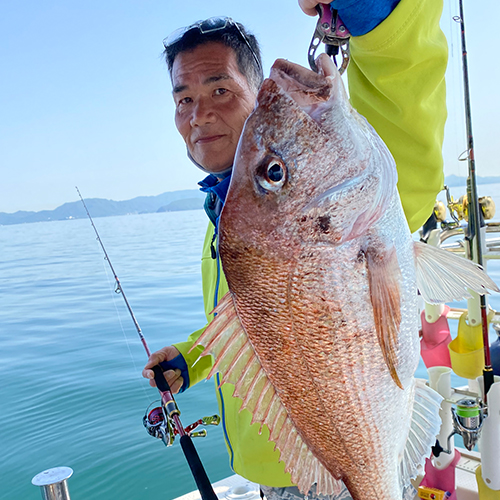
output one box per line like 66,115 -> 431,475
143,401 -> 220,447
432,396 -> 487,456
444,186 -> 496,224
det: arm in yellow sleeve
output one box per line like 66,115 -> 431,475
347,0 -> 448,232
173,221 -> 230,388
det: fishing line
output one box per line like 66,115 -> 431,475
99,254 -> 151,402
76,187 -> 219,500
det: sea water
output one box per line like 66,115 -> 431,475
1,184 -> 499,500
1,210 -> 231,500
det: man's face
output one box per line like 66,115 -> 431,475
172,42 -> 257,174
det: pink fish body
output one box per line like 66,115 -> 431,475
192,56 -> 498,500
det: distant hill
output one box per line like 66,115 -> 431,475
445,174 -> 500,187
157,198 -> 205,212
0,190 -> 206,226
2,174 -> 498,226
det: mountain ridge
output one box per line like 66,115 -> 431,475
2,175 -> 499,226
0,189 -> 206,226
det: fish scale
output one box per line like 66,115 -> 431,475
222,235 -> 413,499
289,249 -> 408,498
190,55 -> 498,499
210,55 -> 428,497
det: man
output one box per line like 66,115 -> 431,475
143,0 -> 447,498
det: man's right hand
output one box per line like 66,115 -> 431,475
142,346 -> 184,394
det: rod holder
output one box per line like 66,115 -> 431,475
428,367 -> 454,469
32,467 -> 73,500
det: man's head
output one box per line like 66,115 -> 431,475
163,18 -> 264,175
164,18 -> 263,94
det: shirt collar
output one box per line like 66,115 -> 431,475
198,173 -> 232,205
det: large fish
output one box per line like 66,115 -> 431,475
192,55 -> 498,500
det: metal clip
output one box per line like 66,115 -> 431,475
308,4 -> 350,74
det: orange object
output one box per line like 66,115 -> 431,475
418,486 -> 451,500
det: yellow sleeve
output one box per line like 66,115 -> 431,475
347,0 -> 448,232
173,221 -> 229,388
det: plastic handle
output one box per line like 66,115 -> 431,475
151,365 -> 216,499
180,435 -> 218,500
152,364 -> 171,393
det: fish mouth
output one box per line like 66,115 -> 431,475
269,57 -> 336,107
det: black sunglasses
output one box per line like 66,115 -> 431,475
163,16 -> 262,71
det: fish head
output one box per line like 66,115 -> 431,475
221,55 -> 397,259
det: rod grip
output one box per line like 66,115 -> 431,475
152,365 -> 171,393
180,435 -> 218,500
483,368 -> 495,397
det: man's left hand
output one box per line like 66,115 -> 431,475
299,0 -> 332,17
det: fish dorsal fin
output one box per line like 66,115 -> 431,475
190,292 -> 344,496
399,380 -> 443,488
413,241 -> 499,303
366,245 -> 403,389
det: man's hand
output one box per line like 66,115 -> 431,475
299,0 -> 332,17
142,346 -> 184,394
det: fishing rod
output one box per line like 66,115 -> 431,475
76,187 -> 218,500
455,0 -> 495,400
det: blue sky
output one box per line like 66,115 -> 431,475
1,0 -> 498,213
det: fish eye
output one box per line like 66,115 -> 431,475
267,162 -> 284,182
257,157 -> 287,192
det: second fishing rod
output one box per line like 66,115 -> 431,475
455,0 -> 495,400
76,187 -> 218,500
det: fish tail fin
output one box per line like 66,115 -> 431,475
414,241 -> 499,303
400,379 -> 443,488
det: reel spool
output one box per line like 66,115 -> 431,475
143,402 -> 175,446
451,398 -> 485,451
143,401 -> 221,447
433,396 -> 486,456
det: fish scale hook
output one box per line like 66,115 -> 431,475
308,3 -> 350,74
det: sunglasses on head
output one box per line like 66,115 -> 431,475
163,16 -> 262,71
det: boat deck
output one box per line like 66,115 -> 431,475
175,447 -> 480,500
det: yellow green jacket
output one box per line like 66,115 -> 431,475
174,0 -> 448,486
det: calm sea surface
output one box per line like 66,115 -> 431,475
1,183 -> 499,500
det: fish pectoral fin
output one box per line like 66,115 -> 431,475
189,292 -> 251,381
190,293 -> 344,497
400,380 -> 443,487
413,241 -> 499,304
366,244 -> 403,389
